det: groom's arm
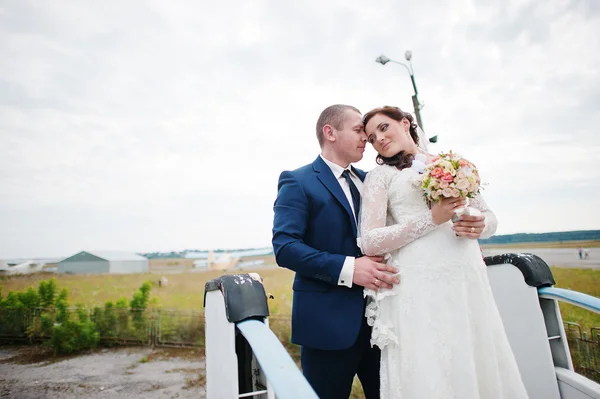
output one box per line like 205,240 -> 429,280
453,195 -> 497,239
272,171 -> 346,284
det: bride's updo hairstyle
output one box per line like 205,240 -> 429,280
362,106 -> 420,171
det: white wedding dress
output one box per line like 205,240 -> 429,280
358,165 -> 529,399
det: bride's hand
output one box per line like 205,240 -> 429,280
431,197 -> 467,225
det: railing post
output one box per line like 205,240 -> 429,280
204,281 -> 242,398
204,273 -> 317,399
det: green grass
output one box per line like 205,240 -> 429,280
2,265 -> 598,326
1,265 -> 598,345
551,267 -> 600,331
1,263 -> 599,398
0,266 -> 295,313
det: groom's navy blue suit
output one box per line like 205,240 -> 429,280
272,156 -> 380,399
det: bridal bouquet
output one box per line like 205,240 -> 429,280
420,151 -> 482,216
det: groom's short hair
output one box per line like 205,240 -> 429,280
316,104 -> 361,147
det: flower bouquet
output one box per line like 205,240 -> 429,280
420,151 -> 482,220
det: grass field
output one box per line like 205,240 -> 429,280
0,265 -> 294,314
2,258 -> 599,398
550,267 -> 600,331
1,262 -> 598,329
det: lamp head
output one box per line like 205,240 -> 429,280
375,54 -> 390,65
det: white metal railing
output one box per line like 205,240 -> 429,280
204,273 -> 317,399
537,286 -> 600,398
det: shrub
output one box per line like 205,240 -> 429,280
38,279 -> 57,309
51,305 -> 100,354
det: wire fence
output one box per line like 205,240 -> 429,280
0,307 -> 597,382
0,307 -> 291,349
565,322 -> 600,382
0,307 -> 205,347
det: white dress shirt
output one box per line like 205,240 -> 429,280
320,155 -> 363,288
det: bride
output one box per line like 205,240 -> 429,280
359,106 -> 529,398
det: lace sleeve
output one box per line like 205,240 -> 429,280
359,167 -> 439,256
470,194 -> 497,239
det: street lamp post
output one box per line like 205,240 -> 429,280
375,52 -> 437,144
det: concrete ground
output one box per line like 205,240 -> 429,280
0,346 -> 206,399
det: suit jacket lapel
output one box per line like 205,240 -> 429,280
351,166 -> 367,183
313,156 -> 357,235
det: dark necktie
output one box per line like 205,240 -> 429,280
342,169 -> 360,221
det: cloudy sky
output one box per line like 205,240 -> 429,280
1,0 -> 599,259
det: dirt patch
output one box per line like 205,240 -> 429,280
143,347 -> 203,362
0,344 -> 82,365
0,345 -> 206,398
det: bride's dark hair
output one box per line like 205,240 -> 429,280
362,106 -> 420,171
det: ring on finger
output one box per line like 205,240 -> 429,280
374,278 -> 379,286
470,227 -> 475,233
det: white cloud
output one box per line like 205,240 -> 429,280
0,0 -> 599,258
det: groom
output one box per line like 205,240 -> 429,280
272,104 -> 400,398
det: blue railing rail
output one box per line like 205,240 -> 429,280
237,319 -> 318,398
538,287 -> 600,315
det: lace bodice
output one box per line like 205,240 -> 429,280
358,165 -> 497,257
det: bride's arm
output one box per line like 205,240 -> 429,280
359,167 -> 440,256
469,194 -> 498,239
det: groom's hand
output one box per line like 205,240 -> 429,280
453,215 -> 486,239
353,256 -> 400,290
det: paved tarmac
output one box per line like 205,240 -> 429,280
482,247 -> 599,269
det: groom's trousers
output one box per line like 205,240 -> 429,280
300,313 -> 380,399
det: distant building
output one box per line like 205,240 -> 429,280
187,248 -> 274,270
0,259 -> 47,275
58,251 -> 149,274
184,248 -> 273,259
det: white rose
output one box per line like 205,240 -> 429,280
456,179 -> 469,190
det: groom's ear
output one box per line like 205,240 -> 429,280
323,124 -> 336,143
